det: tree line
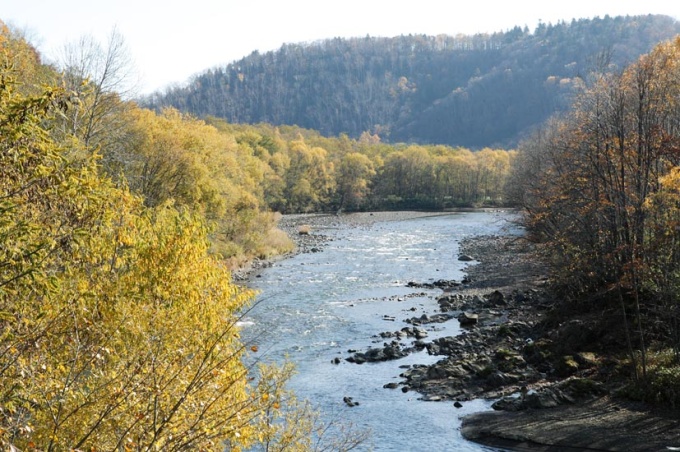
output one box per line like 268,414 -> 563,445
207,121 -> 515,214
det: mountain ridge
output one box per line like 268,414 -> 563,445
145,14 -> 680,148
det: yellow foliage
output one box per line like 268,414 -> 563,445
0,54 -> 302,451
0,21 -> 54,93
122,107 -> 292,265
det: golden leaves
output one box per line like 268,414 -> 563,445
0,63 -> 269,450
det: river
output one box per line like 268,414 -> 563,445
243,211 -> 520,451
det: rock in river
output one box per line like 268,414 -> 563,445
458,311 -> 479,326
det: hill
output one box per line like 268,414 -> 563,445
145,15 -> 680,148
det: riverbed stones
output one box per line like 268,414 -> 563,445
423,362 -> 463,379
407,279 -> 461,290
406,312 -> 453,325
415,329 -> 428,339
486,290 -> 506,306
485,370 -> 520,389
458,311 -> 479,326
346,342 -> 408,364
378,326 -> 431,343
490,378 -> 608,413
343,396 -> 359,407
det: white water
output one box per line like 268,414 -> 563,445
244,211 -> 521,451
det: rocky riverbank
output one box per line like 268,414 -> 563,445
423,227 -> 680,451
397,226 -> 680,451
452,237 -> 680,452
246,210 -> 680,451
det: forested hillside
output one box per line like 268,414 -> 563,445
146,15 -> 680,148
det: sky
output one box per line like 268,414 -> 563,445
4,0 -> 680,95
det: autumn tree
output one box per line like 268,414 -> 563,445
0,53 -> 315,450
644,169 -> 680,362
336,152 -> 376,210
264,150 -> 292,213
0,21 -> 55,92
372,147 -> 436,208
52,27 -> 141,186
474,148 -> 514,204
283,138 -> 335,212
513,37 -> 680,380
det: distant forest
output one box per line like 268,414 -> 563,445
145,15 -> 680,148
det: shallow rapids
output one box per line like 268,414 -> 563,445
243,211 -> 520,451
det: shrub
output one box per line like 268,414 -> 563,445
298,224 -> 311,235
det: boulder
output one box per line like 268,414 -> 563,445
414,328 -> 429,339
486,290 -> 506,306
433,279 -> 461,289
525,387 -> 574,409
426,363 -> 468,379
491,395 -> 524,412
458,312 -> 479,326
343,396 -> 359,407
485,370 -> 520,389
348,342 -> 408,363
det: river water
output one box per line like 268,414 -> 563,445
243,211 -> 520,451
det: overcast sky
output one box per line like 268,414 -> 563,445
4,0 -> 680,95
